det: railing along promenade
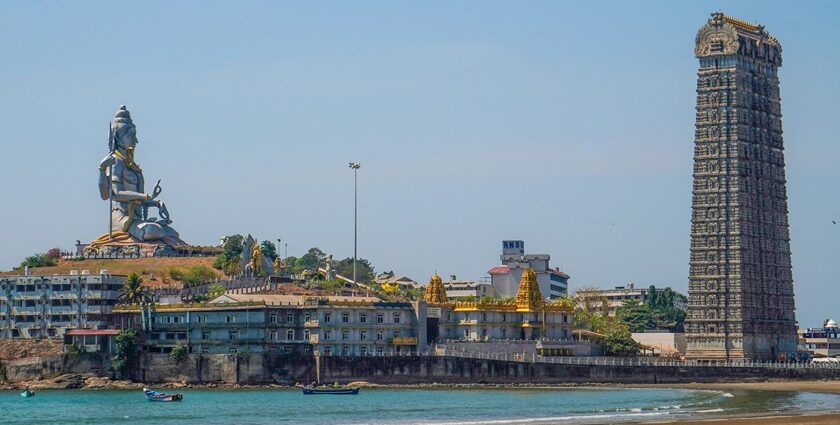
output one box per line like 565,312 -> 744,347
434,347 -> 840,369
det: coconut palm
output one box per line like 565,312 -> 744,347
119,272 -> 149,304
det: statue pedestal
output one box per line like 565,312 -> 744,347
85,230 -> 185,257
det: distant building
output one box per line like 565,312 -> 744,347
573,283 -> 664,317
114,293 -> 420,356
488,240 -> 569,299
799,320 -> 840,358
375,271 -> 420,290
0,271 -> 123,339
443,275 -> 497,301
632,331 -> 687,356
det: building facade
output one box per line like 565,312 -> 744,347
443,276 -> 497,301
573,284 -> 666,317
489,240 -> 569,299
0,271 -> 122,339
798,320 -> 840,358
686,13 -> 797,360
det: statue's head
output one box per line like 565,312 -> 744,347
109,105 -> 138,152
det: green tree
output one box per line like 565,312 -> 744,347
333,257 -> 375,283
181,266 -> 218,287
169,343 -> 188,363
645,286 -> 687,331
112,329 -> 140,379
19,253 -> 56,269
295,247 -> 326,272
617,300 -> 657,332
208,283 -> 226,299
119,273 -> 149,304
260,240 -> 278,260
213,234 -> 244,274
605,330 -> 640,357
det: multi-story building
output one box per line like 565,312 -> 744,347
573,283 -> 665,317
422,269 -> 577,354
443,276 -> 497,301
114,294 -> 421,356
0,270 -> 122,339
686,13 -> 797,360
489,240 -> 569,299
798,320 -> 840,358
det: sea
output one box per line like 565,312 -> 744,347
3,387 -> 840,424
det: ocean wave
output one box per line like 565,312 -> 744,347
383,411 -> 672,425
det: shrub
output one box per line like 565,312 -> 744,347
112,329 -> 140,379
19,253 -> 56,269
169,343 -> 188,363
46,248 -> 62,259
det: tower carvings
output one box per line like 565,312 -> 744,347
685,13 -> 796,360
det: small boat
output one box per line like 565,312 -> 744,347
20,388 -> 35,398
143,387 -> 183,402
302,386 -> 359,395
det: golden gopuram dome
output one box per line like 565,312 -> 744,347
514,268 -> 544,312
423,273 -> 449,304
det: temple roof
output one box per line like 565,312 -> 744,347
514,268 -> 544,312
423,273 -> 449,305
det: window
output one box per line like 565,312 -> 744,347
201,347 -> 210,353
481,312 -> 486,321
270,314 -> 277,324
360,313 -> 367,323
229,347 -> 237,353
287,313 -> 294,323
393,313 -> 401,324
284,347 -> 292,354
342,330 -> 349,341
342,312 -> 350,323
360,331 -> 367,341
303,330 -> 310,341
172,316 -> 180,323
202,331 -> 211,340
304,312 -> 311,322
360,346 -> 367,356
377,346 -> 384,355
197,315 -> 207,324
342,346 -> 349,356
304,346 -> 311,354
324,313 -> 331,323
324,331 -> 331,340
229,330 -> 239,339
376,331 -> 384,341
377,313 -> 384,324
287,329 -> 295,340
324,347 -> 332,356
501,329 -> 507,338
464,329 -> 470,338
394,330 -> 401,337
270,331 -> 278,341
481,328 -> 487,338
502,313 -> 506,322
226,315 -> 235,323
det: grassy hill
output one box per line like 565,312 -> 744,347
2,257 -> 222,288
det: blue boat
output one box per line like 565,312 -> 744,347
302,387 -> 359,395
20,388 -> 35,398
143,387 -> 183,402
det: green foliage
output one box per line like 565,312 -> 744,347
169,343 -> 188,363
333,257 -> 375,283
605,330 -> 640,357
320,278 -> 345,291
119,273 -> 149,304
616,300 -> 657,332
183,266 -> 217,286
645,286 -> 687,332
403,287 -> 424,301
295,247 -> 326,273
213,234 -> 244,275
573,288 -> 622,334
112,329 -> 140,379
19,253 -> 56,269
260,241 -> 278,260
208,283 -> 226,299
167,267 -> 184,281
283,256 -> 298,273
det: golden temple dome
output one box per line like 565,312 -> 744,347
514,268 -> 544,312
423,273 -> 448,304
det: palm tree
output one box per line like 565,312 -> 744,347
119,273 -> 149,304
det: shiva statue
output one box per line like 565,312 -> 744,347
88,106 -> 185,253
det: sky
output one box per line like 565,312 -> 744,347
1,1 -> 838,326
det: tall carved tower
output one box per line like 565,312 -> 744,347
685,13 -> 797,360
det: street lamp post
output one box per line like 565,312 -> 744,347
349,162 -> 361,285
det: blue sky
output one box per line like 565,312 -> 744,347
1,1 -> 838,326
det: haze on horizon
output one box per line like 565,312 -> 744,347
1,1 -> 838,327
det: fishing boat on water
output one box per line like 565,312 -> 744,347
302,387 -> 359,395
20,387 -> 35,398
143,387 -> 183,402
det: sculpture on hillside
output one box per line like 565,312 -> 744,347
88,106 -> 185,254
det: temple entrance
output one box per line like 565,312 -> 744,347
426,318 -> 439,344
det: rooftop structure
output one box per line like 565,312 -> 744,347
798,320 -> 840,358
489,240 -> 569,299
572,284 -> 664,317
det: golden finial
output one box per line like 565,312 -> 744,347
514,268 -> 544,312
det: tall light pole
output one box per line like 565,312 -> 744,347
349,162 -> 361,285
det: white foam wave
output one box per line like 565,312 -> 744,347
695,408 -> 725,413
387,411 -> 672,425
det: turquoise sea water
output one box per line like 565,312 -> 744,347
2,387 -> 840,424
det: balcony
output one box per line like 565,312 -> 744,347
303,320 -> 320,328
389,337 -> 418,346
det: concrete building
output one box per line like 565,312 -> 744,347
632,331 -> 687,356
799,320 -> 840,358
422,269 -> 579,355
686,13 -> 797,360
443,275 -> 497,301
489,240 -> 569,299
114,293 -> 420,356
0,271 -> 123,339
573,283 -> 664,317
